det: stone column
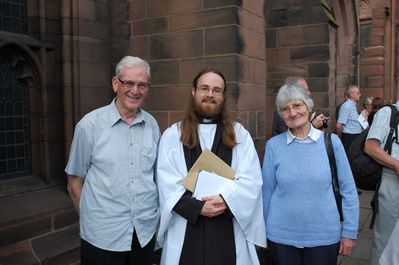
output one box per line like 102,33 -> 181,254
266,0 -> 337,129
62,0 -> 113,156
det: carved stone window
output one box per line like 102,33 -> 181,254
359,0 -> 372,23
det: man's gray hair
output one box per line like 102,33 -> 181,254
115,56 -> 151,79
276,83 -> 314,116
284,76 -> 306,87
345,84 -> 358,97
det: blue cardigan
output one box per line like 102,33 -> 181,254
262,131 -> 359,247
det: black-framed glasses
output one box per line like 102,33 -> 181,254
116,77 -> 150,91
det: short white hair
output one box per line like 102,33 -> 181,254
276,83 -> 314,116
115,56 -> 150,79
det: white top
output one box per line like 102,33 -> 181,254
156,122 -> 266,265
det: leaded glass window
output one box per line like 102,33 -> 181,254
0,0 -> 27,34
0,50 -> 31,178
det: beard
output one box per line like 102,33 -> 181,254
193,98 -> 224,119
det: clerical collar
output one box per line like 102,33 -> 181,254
195,112 -> 221,124
201,118 -> 216,124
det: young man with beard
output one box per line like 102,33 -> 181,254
156,69 -> 266,265
66,56 -> 160,265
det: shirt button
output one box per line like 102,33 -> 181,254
130,143 -> 133,146
130,162 -> 133,165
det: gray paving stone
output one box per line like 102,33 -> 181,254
341,190 -> 374,265
31,225 -> 80,265
339,256 -> 369,265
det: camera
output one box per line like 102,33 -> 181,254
313,110 -> 329,129
322,118 -> 329,128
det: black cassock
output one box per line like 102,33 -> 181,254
172,123 -> 236,265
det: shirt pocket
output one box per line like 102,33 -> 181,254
140,143 -> 157,173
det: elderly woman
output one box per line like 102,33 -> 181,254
262,83 -> 359,265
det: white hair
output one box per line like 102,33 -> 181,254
115,56 -> 150,79
276,83 -> 314,116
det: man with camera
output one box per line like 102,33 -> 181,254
271,76 -> 329,136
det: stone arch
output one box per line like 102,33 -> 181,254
0,42 -> 43,180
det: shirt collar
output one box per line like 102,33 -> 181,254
348,98 -> 357,105
109,98 -> 145,127
286,123 -> 322,144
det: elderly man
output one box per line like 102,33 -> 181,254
364,102 -> 399,265
65,56 -> 160,265
336,85 -> 363,152
156,68 -> 266,265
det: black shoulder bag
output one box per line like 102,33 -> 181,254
324,132 -> 344,222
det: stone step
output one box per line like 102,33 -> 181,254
0,225 -> 80,265
32,225 -> 80,265
0,183 -> 80,265
0,186 -> 77,247
0,176 -> 48,199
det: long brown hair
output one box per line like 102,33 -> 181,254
180,68 -> 236,149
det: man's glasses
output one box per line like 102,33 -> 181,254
196,86 -> 224,96
117,77 -> 150,91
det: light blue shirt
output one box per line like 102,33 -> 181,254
367,101 -> 399,174
65,99 -> 160,251
262,129 -> 359,247
338,99 -> 364,134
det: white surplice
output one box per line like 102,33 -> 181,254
156,122 -> 266,265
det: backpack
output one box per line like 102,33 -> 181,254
347,105 -> 399,190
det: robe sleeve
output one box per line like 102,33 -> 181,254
173,190 -> 205,224
156,124 -> 191,246
218,123 -> 267,247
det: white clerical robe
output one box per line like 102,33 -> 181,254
156,122 -> 266,265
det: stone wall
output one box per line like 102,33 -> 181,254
333,1 -> 358,112
128,0 -> 267,152
359,0 -> 396,102
266,0 -> 336,129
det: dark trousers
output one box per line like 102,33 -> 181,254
341,133 -> 360,154
80,231 -> 155,265
267,240 -> 340,265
